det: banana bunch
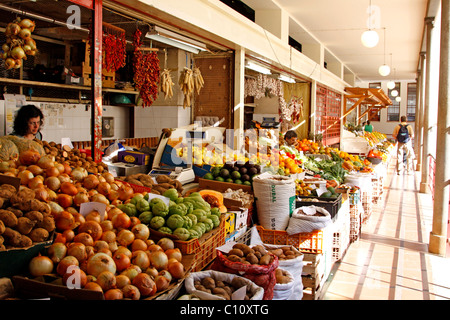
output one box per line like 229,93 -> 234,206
160,69 -> 174,100
193,67 -> 204,95
179,67 -> 194,108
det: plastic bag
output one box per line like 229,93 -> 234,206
286,205 -> 332,234
102,139 -> 125,163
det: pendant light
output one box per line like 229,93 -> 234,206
386,55 -> 396,89
378,28 -> 390,76
361,0 -> 379,48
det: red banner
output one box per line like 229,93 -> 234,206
68,0 -> 93,10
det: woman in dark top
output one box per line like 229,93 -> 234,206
12,104 -> 44,140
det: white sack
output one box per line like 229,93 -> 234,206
286,206 -> 332,234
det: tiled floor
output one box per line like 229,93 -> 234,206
323,158 -> 450,300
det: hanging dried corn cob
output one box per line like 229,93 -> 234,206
160,69 -> 174,100
193,67 -> 204,95
179,67 -> 194,108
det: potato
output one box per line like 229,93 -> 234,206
228,248 -> 244,257
16,217 -> 35,235
25,211 -> 44,223
0,220 -> 4,235
246,253 -> 259,265
0,184 -> 17,194
227,254 -> 242,262
259,254 -> 272,265
6,207 -> 22,218
223,286 -> 233,296
231,276 -> 248,290
269,248 -> 283,257
37,216 -> 55,232
233,243 -> 253,256
215,280 -> 226,288
252,245 -> 267,256
2,227 -> 22,247
201,277 -> 216,290
0,189 -> 13,199
0,209 -> 18,228
19,235 -> 32,247
29,227 -> 49,242
212,287 -> 228,296
254,251 -> 262,259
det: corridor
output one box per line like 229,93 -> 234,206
323,158 -> 450,300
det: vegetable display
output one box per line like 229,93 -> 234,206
2,17 -> 37,70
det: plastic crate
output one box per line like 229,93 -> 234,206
349,190 -> 360,205
256,225 -> 323,254
174,217 -> 226,271
296,193 -> 342,220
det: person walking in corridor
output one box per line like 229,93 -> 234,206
392,116 -> 414,175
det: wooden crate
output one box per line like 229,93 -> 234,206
302,253 -> 326,300
81,40 -> 115,88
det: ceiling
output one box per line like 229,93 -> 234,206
243,0 -> 433,83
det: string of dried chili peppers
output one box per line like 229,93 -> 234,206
103,31 -> 126,72
133,29 -> 161,107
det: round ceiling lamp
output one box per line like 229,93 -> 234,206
395,96 -> 401,102
361,29 -> 379,48
387,81 -> 396,89
391,89 -> 399,97
379,64 -> 390,77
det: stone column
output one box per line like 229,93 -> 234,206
429,0 -> 450,256
415,52 -> 426,171
420,17 -> 435,194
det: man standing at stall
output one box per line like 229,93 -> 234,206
393,116 -> 414,175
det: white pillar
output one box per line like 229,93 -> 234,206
415,53 -> 426,171
429,0 -> 450,256
420,17 -> 435,194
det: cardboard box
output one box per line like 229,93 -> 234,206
107,162 -> 149,177
118,150 -> 150,165
198,178 -> 252,194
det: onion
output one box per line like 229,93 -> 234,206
107,189 -> 120,202
131,250 -> 150,270
100,220 -> 114,233
130,239 -> 147,252
56,255 -> 79,276
72,212 -> 86,226
118,184 -> 134,201
147,244 -> 163,253
49,201 -> 64,215
83,282 -> 103,292
158,269 -> 172,283
132,273 -> 156,297
78,220 -> 103,241
115,274 -> 131,289
57,173 -> 71,184
27,164 -> 43,176
104,288 -> 123,300
62,229 -> 75,243
44,176 -> 61,192
112,213 -> 131,230
19,27 -> 31,40
120,266 -> 140,282
60,182 -> 78,196
107,207 -> 122,220
71,167 -> 88,181
63,268 -> 87,288
67,242 -> 87,262
2,43 -> 10,52
73,232 -> 94,247
129,217 -> 140,229
96,270 -> 116,291
149,250 -> 168,271
37,155 -> 55,169
63,164 -> 72,175
48,242 -> 67,263
165,248 -> 182,262
154,274 -> 170,292
4,58 -> 15,69
10,46 -> 25,60
167,261 -> 185,279
20,150 -> 41,166
57,193 -> 73,208
45,166 -> 60,177
116,229 -> 135,247
28,176 -> 44,190
157,238 -> 174,251
29,255 -> 54,277
9,23 -> 21,36
85,210 -> 101,223
108,242 -> 118,253
90,193 -> 109,205
145,267 -> 159,279
97,181 -> 111,196
83,174 -> 99,190
113,252 -> 131,272
19,19 -> 35,32
115,246 -> 132,259
54,232 -> 66,244
73,191 -> 89,206
55,210 -> 76,230
102,172 -> 115,184
122,284 -> 140,300
34,186 -> 49,202
93,240 -> 109,253
17,169 -> 33,185
86,252 -> 116,277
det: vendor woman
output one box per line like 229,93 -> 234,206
12,104 -> 44,140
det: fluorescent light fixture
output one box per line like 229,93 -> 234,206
146,25 -> 208,54
245,61 -> 271,75
278,75 -> 296,83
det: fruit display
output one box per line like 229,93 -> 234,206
203,161 -> 261,186
118,173 -> 184,196
2,17 -> 37,70
137,190 -> 223,241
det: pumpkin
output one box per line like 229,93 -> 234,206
0,137 -> 19,161
199,189 -> 227,213
5,135 -> 45,157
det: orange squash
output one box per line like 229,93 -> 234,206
199,189 -> 227,213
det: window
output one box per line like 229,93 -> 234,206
407,83 -> 416,122
369,82 -> 381,89
387,82 -> 400,122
